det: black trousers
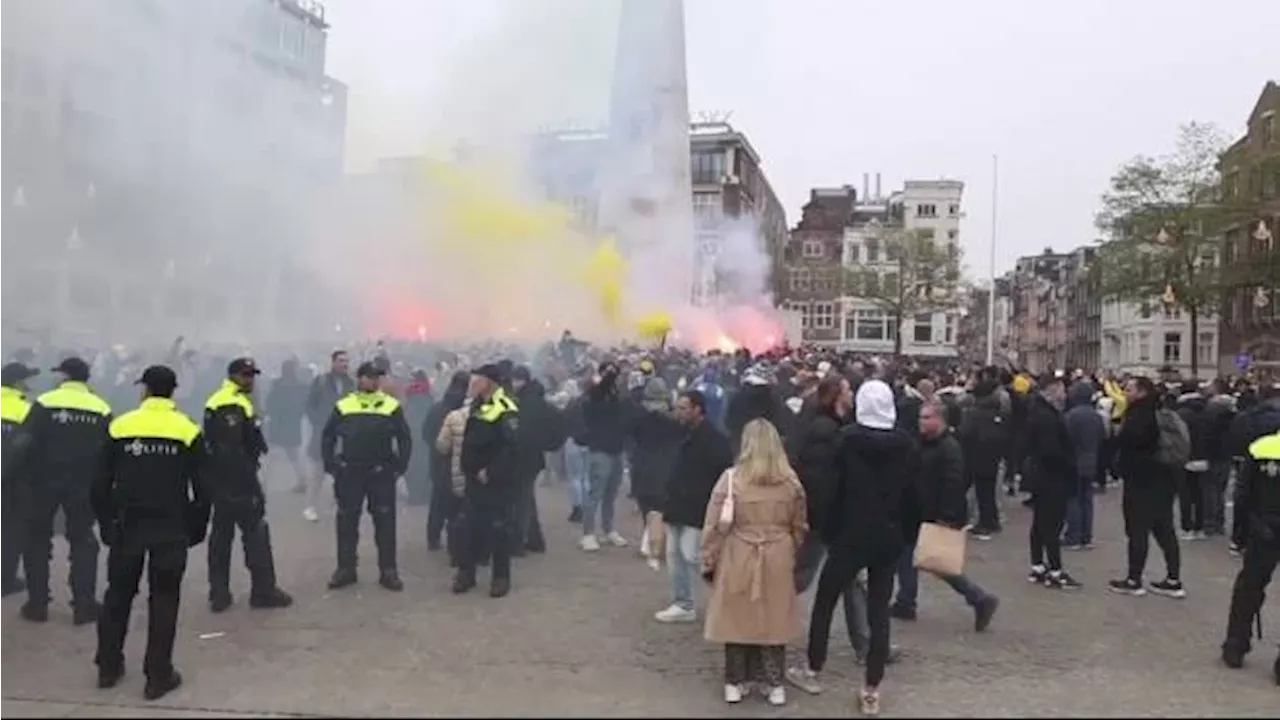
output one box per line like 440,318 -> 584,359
1122,481 -> 1181,581
2,484 -> 26,592
973,471 -> 1000,530
96,539 -> 187,680
510,470 -> 544,552
207,495 -> 278,600
1178,470 -> 1205,533
26,485 -> 98,609
334,468 -> 398,572
1030,492 -> 1067,571
427,477 -> 453,547
456,485 -> 511,582
1225,533 -> 1278,650
807,550 -> 895,688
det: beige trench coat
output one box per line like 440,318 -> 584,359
700,469 -> 808,646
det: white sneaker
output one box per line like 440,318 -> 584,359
606,531 -> 629,548
579,535 -> 601,552
302,506 -> 319,522
645,558 -> 661,572
766,686 -> 786,707
1178,530 -> 1196,542
639,529 -> 652,558
723,684 -> 744,704
654,604 -> 697,623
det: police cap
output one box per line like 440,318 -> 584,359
227,357 -> 261,377
1,362 -> 39,386
52,356 -> 91,381
136,365 -> 178,395
355,361 -> 385,379
472,363 -> 503,384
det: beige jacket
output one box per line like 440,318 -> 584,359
435,402 -> 470,495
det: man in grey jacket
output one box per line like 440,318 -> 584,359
1064,380 -> 1107,549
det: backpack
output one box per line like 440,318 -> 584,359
1155,408 -> 1191,468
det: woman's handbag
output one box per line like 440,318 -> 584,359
913,522 -> 967,577
717,470 -> 737,531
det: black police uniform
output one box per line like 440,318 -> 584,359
203,363 -> 291,611
93,386 -> 209,699
453,385 -> 519,597
21,367 -> 112,623
1,372 -> 35,596
1222,421 -> 1280,685
320,379 -> 412,589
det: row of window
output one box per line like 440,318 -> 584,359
781,302 -> 956,344
1118,331 -> 1216,365
691,150 -> 727,185
915,204 -> 960,218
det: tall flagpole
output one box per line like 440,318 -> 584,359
985,153 -> 999,366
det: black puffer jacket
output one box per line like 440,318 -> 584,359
958,383 -> 1007,480
663,419 -> 732,528
914,430 -> 968,532
1022,392 -> 1076,498
788,406 -> 843,538
726,383 -> 790,453
827,425 -> 918,565
1175,392 -> 1211,463
1117,393 -> 1164,486
628,409 -> 682,508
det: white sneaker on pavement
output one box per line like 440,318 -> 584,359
303,506 -> 319,522
766,686 -> 786,706
579,535 -> 601,552
723,684 -> 744,704
654,604 -> 697,623
606,531 -> 629,548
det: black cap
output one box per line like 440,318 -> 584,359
1,362 -> 39,386
52,356 -> 91,382
355,361 -> 385,379
511,365 -> 532,383
472,363 -> 503,383
136,365 -> 178,394
227,357 -> 261,377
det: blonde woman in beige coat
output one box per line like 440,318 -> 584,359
701,418 -> 808,707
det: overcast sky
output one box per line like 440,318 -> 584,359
324,0 -> 1279,281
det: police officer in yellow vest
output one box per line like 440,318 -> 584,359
453,364 -> 520,598
321,361 -> 412,591
20,357 -> 112,625
1,362 -> 40,596
93,365 -> 210,701
204,358 -> 292,612
1221,386 -> 1280,686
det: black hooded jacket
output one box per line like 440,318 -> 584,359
958,382 -> 1008,480
788,405 -> 844,538
726,383 -> 789,453
1022,392 -> 1076,498
826,425 -> 918,565
422,374 -> 468,488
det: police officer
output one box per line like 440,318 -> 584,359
1,362 -> 39,596
1221,386 -> 1280,686
204,358 -> 292,612
20,357 -> 111,624
321,361 -> 412,591
453,364 -> 519,598
93,365 -> 209,701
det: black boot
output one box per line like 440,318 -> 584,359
1221,638 -> 1249,669
209,593 -> 233,614
97,667 -> 124,689
1,578 -> 25,597
452,571 -> 476,594
489,576 -> 510,598
144,671 -> 182,701
568,506 -> 582,523
249,588 -> 293,609
379,570 -> 404,592
328,568 -> 357,590
20,602 -> 48,623
73,600 -> 100,627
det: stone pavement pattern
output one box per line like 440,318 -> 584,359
3,466 -> 1278,717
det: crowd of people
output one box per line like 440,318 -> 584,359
2,332 -> 1278,712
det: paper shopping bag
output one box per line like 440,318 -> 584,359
913,522 -> 967,577
646,511 -> 666,563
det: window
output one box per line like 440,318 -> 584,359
1139,302 -> 1151,319
811,302 -> 835,330
1264,113 -> 1275,145
1163,332 -> 1182,364
865,238 -> 880,263
947,229 -> 958,243
1197,332 -> 1215,367
788,267 -> 811,292
1164,304 -> 1181,320
882,272 -> 899,295
885,239 -> 900,263
692,193 -> 721,227
918,228 -> 936,242
944,314 -> 955,344
948,204 -> 960,217
916,204 -> 937,218
854,310 -> 887,340
913,313 -> 933,343
1138,331 -> 1151,362
802,240 -> 825,259
845,241 -> 860,264
1225,170 -> 1240,198
690,150 -> 726,185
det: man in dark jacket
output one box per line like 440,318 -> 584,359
577,362 -> 632,551
725,366 -> 789,453
1175,383 -> 1212,540
510,367 -> 558,556
654,390 -> 732,623
422,372 -> 469,554
1023,374 -> 1083,589
891,400 -> 1001,628
1110,376 -> 1184,598
1063,380 -> 1107,549
1202,380 -> 1236,538
958,379 -> 1008,538
304,350 -> 354,521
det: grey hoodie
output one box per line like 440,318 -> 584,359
1064,380 -> 1107,482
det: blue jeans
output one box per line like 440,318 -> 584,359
563,440 -> 587,509
666,523 -> 700,611
1064,482 -> 1095,546
893,542 -> 989,612
583,451 -> 623,535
